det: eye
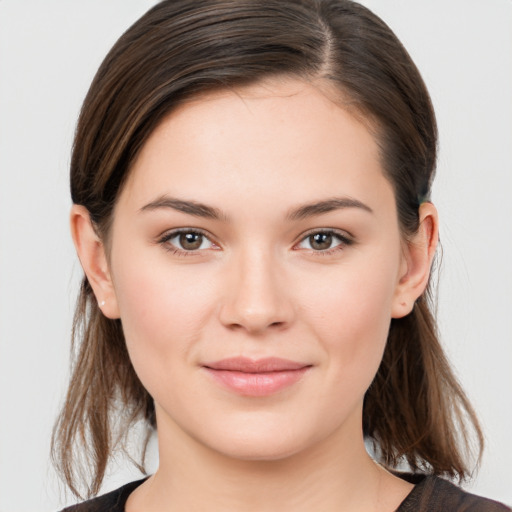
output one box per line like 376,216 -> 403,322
295,230 -> 352,253
159,229 -> 217,253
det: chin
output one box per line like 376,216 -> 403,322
207,433 -> 308,462
192,411 -> 329,463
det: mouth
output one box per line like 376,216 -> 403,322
202,357 -> 312,397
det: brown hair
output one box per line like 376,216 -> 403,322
52,0 -> 483,499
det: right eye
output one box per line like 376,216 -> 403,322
158,229 -> 217,255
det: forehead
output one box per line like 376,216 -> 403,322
119,78 -> 393,218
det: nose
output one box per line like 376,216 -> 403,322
218,247 -> 295,334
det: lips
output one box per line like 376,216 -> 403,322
203,357 -> 311,396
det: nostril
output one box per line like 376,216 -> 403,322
223,318 -> 287,334
226,322 -> 244,331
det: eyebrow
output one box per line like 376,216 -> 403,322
139,195 -> 373,221
286,197 -> 373,220
140,196 -> 226,220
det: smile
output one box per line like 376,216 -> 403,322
203,357 -> 312,397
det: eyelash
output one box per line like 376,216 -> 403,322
295,229 -> 354,256
157,228 -> 216,257
157,228 -> 354,257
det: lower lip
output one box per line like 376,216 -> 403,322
204,367 -> 310,396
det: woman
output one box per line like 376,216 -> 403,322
52,0 -> 510,510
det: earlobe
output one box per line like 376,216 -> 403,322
391,202 -> 439,319
70,205 -> 120,319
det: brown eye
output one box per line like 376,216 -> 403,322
161,230 -> 215,253
309,233 -> 333,250
296,230 -> 351,253
179,232 -> 203,250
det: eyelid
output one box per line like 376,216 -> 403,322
293,228 -> 354,252
296,227 -> 354,242
157,227 -> 220,254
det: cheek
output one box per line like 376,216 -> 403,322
298,251 -> 399,388
110,252 -> 217,375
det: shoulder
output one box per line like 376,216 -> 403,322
60,478 -> 147,512
398,474 -> 511,512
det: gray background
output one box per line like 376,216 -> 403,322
0,1 -> 511,510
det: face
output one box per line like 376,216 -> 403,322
106,79 -> 408,461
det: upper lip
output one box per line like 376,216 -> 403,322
204,357 -> 310,373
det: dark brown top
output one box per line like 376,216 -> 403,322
62,474 -> 511,511
396,474 -> 510,511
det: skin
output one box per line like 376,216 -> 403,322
72,78 -> 438,511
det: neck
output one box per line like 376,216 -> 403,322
127,408 -> 412,512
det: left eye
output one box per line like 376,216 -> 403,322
296,231 -> 348,251
163,230 -> 215,251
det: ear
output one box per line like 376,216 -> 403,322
391,202 -> 439,318
70,205 -> 120,319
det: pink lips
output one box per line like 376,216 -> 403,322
203,357 -> 311,396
